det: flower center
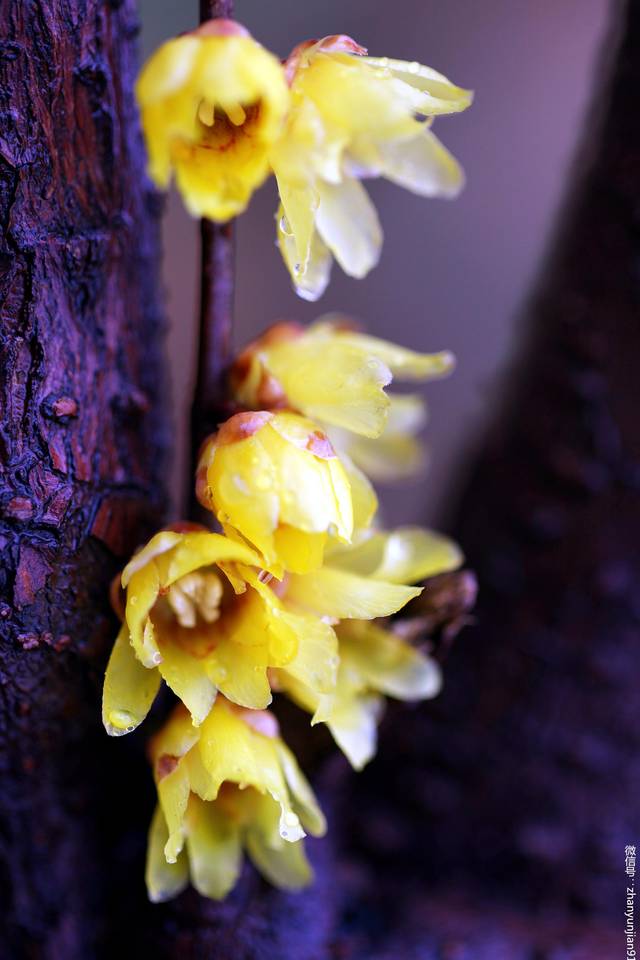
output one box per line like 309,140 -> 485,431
196,100 -> 261,150
167,571 -> 223,628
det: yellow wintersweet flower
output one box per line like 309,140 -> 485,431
276,526 -> 463,768
102,526 -> 338,733
328,392 -> 430,482
230,318 -> 453,439
196,410 -> 355,575
145,699 -> 326,901
270,35 -> 473,299
136,20 -> 290,221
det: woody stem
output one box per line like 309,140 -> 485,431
190,0 -> 236,509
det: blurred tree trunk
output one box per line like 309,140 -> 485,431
0,2 -> 167,957
338,0 -> 638,955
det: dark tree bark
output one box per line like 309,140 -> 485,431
0,2 -> 167,957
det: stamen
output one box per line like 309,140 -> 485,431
226,103 -> 246,126
198,100 -> 215,127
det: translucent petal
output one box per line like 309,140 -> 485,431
338,620 -> 442,700
261,328 -> 391,438
158,762 -> 191,863
340,454 -> 378,529
315,178 -> 382,279
278,611 -> 339,697
156,630 -> 218,727
324,325 -> 455,381
246,829 -> 313,891
102,625 -> 161,736
275,741 -> 326,836
361,57 -> 473,115
327,693 -> 383,771
211,638 -> 272,710
286,565 -> 420,619
376,128 -> 464,198
125,564 -> 162,668
166,531 -> 259,586
145,805 -> 189,903
185,795 -> 242,900
277,207 -> 333,302
328,527 -> 462,584
276,179 -> 317,274
121,531 -> 183,588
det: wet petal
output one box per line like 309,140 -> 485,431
157,631 -> 218,727
315,179 -> 382,279
102,625 -> 160,736
145,805 -> 189,903
376,128 -> 464,198
185,794 -> 242,900
286,565 -> 420,619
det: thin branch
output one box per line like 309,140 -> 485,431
190,0 -> 236,508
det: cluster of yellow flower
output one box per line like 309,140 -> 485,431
105,18 -> 472,904
137,20 -> 472,300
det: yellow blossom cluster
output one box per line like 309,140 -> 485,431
103,319 -> 462,902
137,20 -> 472,299
107,16 -> 473,906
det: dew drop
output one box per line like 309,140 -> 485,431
109,709 -> 136,731
279,215 -> 292,236
151,651 -> 162,665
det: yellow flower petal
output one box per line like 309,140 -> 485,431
166,531 -> 259,586
361,56 -> 473,115
328,527 -> 463,584
275,741 -> 327,836
327,693 -> 383,771
196,701 -> 305,842
338,619 -> 442,700
337,393 -> 427,481
286,565 -> 420,620
375,127 -> 464,198
137,30 -> 290,221
102,624 -> 161,736
185,794 -> 242,900
158,762 -> 191,863
121,531 -> 183,588
202,412 -> 353,572
278,206 -> 333,302
211,637 -> 272,710
315,178 -> 382,280
277,612 -> 338,697
156,628 -> 218,727
125,563 -> 162,668
145,805 -> 189,903
246,822 -> 313,891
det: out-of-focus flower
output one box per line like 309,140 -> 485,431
327,392 -> 429,482
102,527 -> 338,732
136,20 -> 290,221
276,526 -> 462,767
196,411 -> 355,574
271,35 -> 472,299
230,319 -> 453,440
145,699 -> 325,901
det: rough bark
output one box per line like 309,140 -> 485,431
0,2 -> 167,957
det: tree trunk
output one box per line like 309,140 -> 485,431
0,2 -> 167,957
338,0 -> 637,955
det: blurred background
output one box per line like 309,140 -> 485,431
139,0 -> 611,526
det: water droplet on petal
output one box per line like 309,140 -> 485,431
279,215 -> 292,236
